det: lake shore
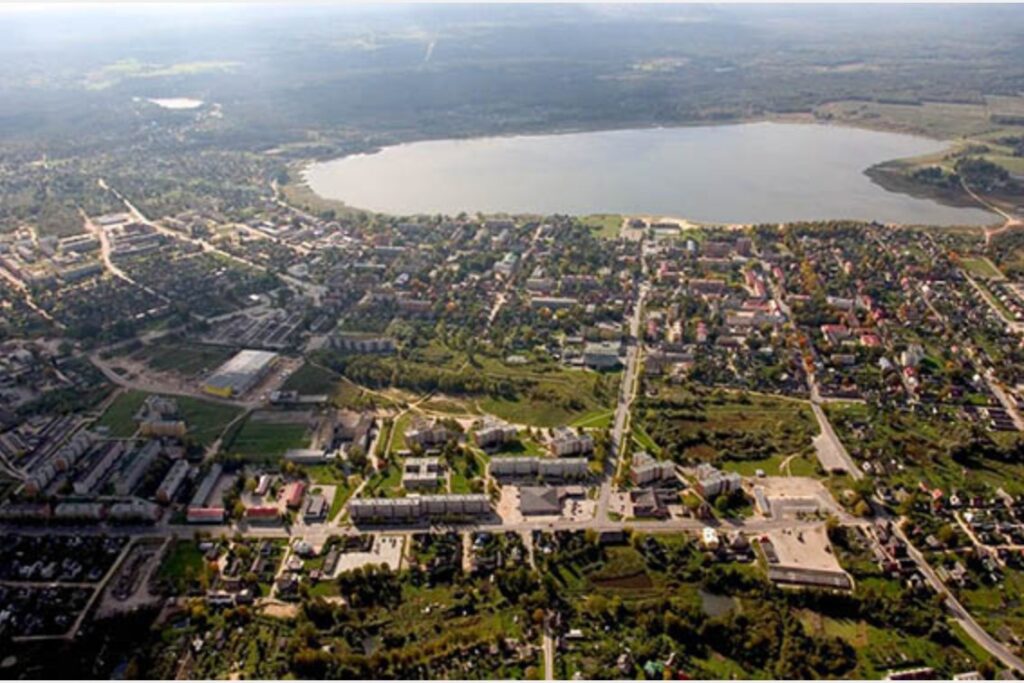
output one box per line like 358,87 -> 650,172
295,120 -> 997,226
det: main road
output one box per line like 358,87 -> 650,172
596,250 -> 649,523
99,179 -> 326,304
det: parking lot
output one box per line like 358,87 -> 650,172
331,534 -> 404,575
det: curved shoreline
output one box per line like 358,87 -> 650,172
288,116 -> 1001,227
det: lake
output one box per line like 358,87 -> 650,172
303,122 -> 996,226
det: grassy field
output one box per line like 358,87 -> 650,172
281,362 -> 339,394
156,541 -> 209,594
572,409 -> 615,430
958,566 -> 1024,644
721,452 -> 820,477
826,402 -> 1024,494
960,256 -> 1005,280
814,98 -> 1017,139
581,214 -> 622,239
97,390 -> 242,446
223,417 -> 309,463
639,387 -> 817,466
363,461 -> 403,497
96,390 -> 148,436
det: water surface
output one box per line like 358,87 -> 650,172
304,122 -> 995,225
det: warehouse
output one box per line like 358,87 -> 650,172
201,350 -> 278,398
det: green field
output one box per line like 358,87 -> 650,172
223,416 -> 309,462
97,390 -> 242,446
96,390 -> 148,436
281,362 -> 339,394
156,540 -> 209,594
581,214 -> 622,239
960,256 -> 1004,280
721,452 -> 821,477
638,386 -> 817,466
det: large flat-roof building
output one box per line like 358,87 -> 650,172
201,350 -> 278,398
488,457 -> 589,481
348,494 -> 490,523
402,457 -> 443,490
629,451 -> 677,486
157,459 -> 191,504
548,427 -> 594,457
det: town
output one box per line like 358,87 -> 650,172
4,173 -> 1024,679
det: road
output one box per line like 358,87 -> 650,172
810,402 -> 863,479
596,279 -> 648,523
891,522 -> 1024,673
542,620 -> 555,680
99,178 -> 326,304
763,253 -> 862,478
958,176 -> 1022,249
89,350 -> 259,410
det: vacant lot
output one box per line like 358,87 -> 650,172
135,342 -> 237,378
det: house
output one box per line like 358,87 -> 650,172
702,527 -> 720,549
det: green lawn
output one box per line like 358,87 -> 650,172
572,409 -> 615,430
223,417 -> 309,462
581,214 -> 622,240
364,461 -> 404,497
281,362 -> 339,394
960,256 -> 1004,280
157,541 -> 209,594
96,390 -> 148,436
97,390 -> 241,446
721,452 -> 821,478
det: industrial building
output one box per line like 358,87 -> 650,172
201,350 -> 278,398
